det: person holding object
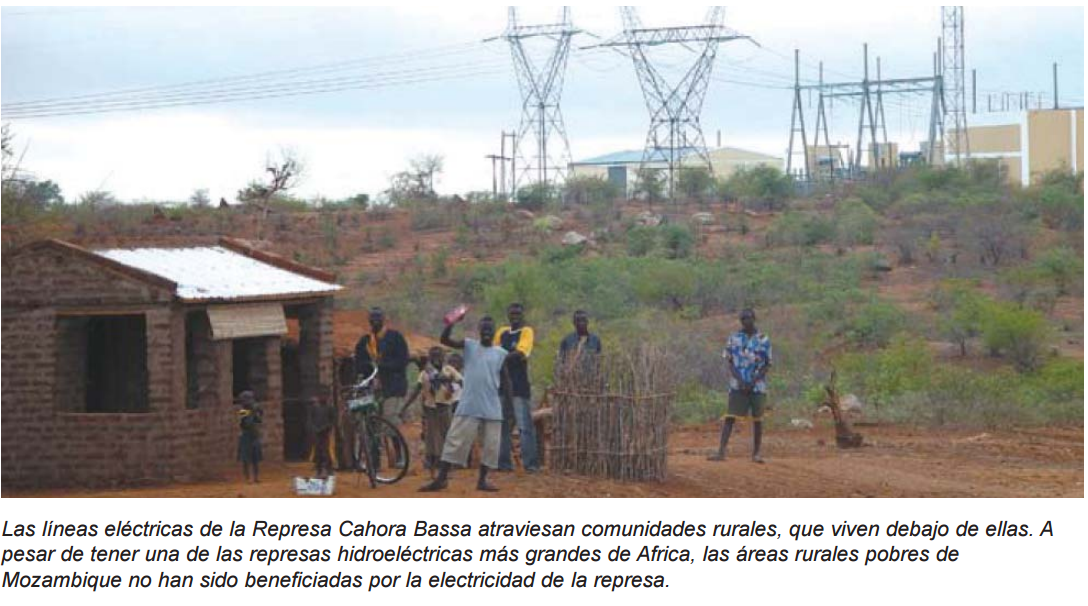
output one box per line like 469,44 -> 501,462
420,310 -> 509,492
236,391 -> 263,483
496,302 -> 539,472
353,307 -> 411,429
709,308 -> 773,464
401,346 -> 463,476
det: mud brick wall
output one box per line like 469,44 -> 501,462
1,247 -> 288,489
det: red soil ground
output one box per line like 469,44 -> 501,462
8,423 -> 1081,498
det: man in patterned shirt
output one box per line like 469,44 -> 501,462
709,308 -> 772,463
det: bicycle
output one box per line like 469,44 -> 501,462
344,367 -> 410,488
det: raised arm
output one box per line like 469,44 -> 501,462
440,322 -> 465,350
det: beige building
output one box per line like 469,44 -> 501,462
569,146 -> 782,194
949,107 -> 1084,186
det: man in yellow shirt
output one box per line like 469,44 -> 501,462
496,302 -> 539,472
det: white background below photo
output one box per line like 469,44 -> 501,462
0,498 -> 1083,603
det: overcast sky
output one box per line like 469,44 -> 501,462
1,5 -> 1083,203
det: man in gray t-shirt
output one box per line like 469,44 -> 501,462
420,314 -> 509,492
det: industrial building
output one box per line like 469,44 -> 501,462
1,238 -> 340,488
949,107 -> 1084,186
569,146 -> 783,194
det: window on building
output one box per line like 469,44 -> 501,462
56,314 -> 149,413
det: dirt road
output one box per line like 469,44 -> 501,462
8,424 -> 1081,498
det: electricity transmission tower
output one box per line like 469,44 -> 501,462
587,7 -> 753,199
942,6 -> 968,165
487,8 -> 581,197
785,49 -> 810,181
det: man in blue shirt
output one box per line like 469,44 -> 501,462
420,314 -> 509,492
709,308 -> 772,464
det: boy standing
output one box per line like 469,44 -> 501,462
420,315 -> 509,492
402,347 -> 463,476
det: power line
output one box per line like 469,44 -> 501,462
2,41 -> 489,111
3,62 -> 507,119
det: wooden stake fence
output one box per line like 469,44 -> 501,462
549,345 -> 675,482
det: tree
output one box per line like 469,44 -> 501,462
237,149 -> 305,238
387,154 -> 444,204
676,166 -> 715,205
515,182 -> 555,211
1034,247 -> 1082,296
562,175 -> 620,206
724,165 -> 793,210
981,302 -> 1050,373
633,168 -> 665,207
78,190 -> 119,208
189,188 -> 211,208
932,280 -> 986,356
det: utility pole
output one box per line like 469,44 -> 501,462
486,154 -> 500,199
786,49 -> 810,181
585,7 -> 753,200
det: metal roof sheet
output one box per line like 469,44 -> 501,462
94,246 -> 341,301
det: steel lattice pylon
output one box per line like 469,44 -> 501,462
587,7 -> 752,198
942,6 -> 969,165
488,8 -> 581,196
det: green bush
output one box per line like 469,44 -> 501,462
931,280 -> 986,356
834,197 -> 879,247
516,182 -> 556,211
660,225 -> 695,259
626,226 -> 658,257
981,302 -> 1050,372
563,175 -> 621,206
845,299 -> 906,348
723,165 -> 793,210
1033,247 -> 1082,296
767,212 -> 835,247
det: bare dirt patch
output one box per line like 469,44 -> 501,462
7,424 -> 1080,498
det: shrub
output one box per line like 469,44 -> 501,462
981,302 -> 1050,372
723,165 -> 793,210
931,280 -> 986,356
659,225 -> 695,259
676,166 -> 715,204
844,299 -> 906,348
1033,247 -> 1082,296
563,175 -> 621,206
834,198 -> 879,247
767,212 -> 835,247
626,226 -> 658,257
516,182 -> 555,211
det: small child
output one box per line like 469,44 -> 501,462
309,391 -> 336,479
402,347 -> 463,477
237,391 -> 263,483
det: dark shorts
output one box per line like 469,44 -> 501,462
726,391 -> 767,420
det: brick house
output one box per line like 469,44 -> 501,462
1,238 -> 340,489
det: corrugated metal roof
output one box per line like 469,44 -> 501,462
571,150 -> 647,165
95,246 -> 341,301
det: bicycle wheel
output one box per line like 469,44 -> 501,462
365,415 -> 410,484
353,418 -> 378,489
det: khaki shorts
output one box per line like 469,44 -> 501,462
726,391 -> 767,420
382,396 -> 405,426
441,416 -> 501,469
